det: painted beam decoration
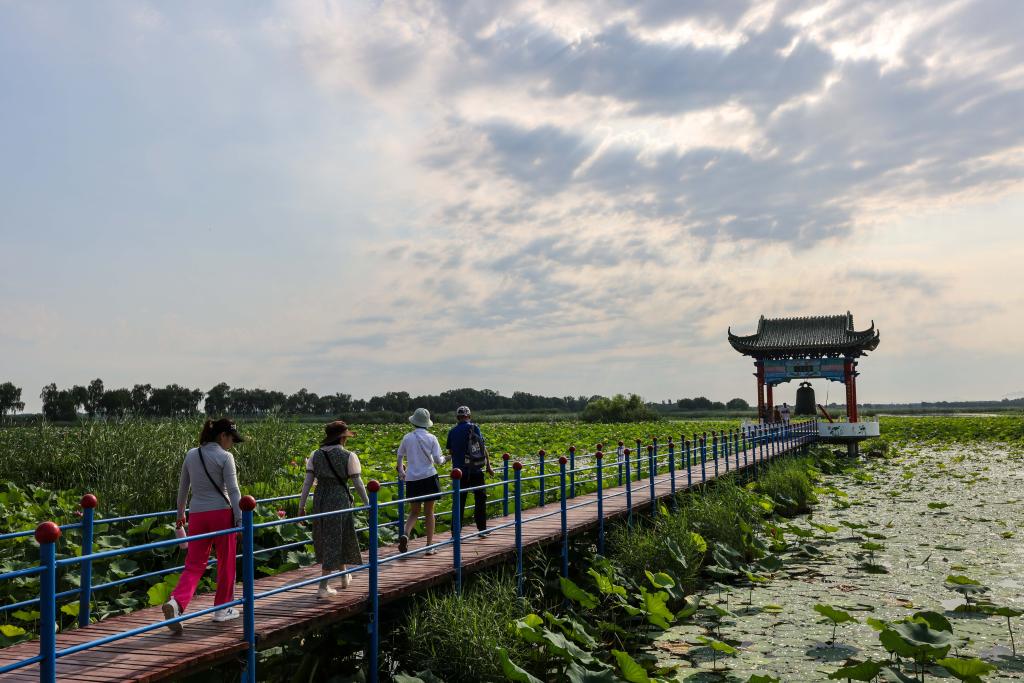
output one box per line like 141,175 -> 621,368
764,358 -> 846,385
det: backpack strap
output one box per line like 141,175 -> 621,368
197,446 -> 231,508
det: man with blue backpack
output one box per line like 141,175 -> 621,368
445,405 -> 494,534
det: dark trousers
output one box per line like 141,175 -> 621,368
458,469 -> 487,531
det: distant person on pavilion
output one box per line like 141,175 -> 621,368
446,406 -> 493,535
780,402 -> 791,423
397,408 -> 445,555
298,420 -> 370,599
163,418 -> 244,632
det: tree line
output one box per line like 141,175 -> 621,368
0,380 -> 598,421
0,379 -> 758,423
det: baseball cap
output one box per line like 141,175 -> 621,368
456,406 -> 471,417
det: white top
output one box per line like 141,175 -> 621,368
396,428 -> 445,482
176,442 -> 242,524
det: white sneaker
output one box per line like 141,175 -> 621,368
336,574 -> 351,589
317,583 -> 338,599
212,606 -> 240,622
162,598 -> 183,634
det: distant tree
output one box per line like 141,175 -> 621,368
40,383 -> 80,421
82,378 -> 105,419
581,394 -> 660,423
205,382 -> 231,416
149,384 -> 203,418
284,388 -> 320,415
130,384 -> 152,416
0,382 -> 25,419
98,388 -> 133,419
726,398 -> 749,410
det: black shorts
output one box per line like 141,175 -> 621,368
405,474 -> 442,500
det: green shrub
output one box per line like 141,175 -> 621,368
757,457 -> 817,516
581,394 -> 660,422
682,478 -> 764,563
401,574 -> 527,682
607,511 -> 704,592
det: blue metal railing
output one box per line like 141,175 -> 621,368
1,420 -> 819,682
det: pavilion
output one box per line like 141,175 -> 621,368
728,312 -> 880,434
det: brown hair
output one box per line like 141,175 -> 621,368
199,418 -> 216,445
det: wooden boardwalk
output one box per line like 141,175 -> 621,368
0,442 -> 801,682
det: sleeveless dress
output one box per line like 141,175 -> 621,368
311,446 -> 362,569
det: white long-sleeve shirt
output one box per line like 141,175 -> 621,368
176,442 -> 241,524
396,428 -> 445,482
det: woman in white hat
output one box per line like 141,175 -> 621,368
396,408 -> 445,555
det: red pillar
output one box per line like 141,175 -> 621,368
843,359 -> 858,422
849,361 -> 859,422
755,362 -> 766,422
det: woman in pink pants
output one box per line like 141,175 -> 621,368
162,418 -> 244,633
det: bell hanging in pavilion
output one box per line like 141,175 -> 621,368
795,381 -> 816,416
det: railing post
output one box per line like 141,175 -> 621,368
568,446 -> 576,498
596,450 -> 605,555
240,495 -> 257,683
366,481 -> 380,683
396,478 -> 405,544
450,469 -> 462,593
743,427 -> 749,468
685,439 -> 692,488
700,433 -> 707,483
667,438 -> 676,502
36,522 -> 60,683
513,462 -> 524,597
538,450 -> 546,507
559,456 -> 568,578
647,444 -> 656,513
723,430 -> 730,472
712,432 -> 719,478
502,453 -> 510,518
623,448 -> 633,527
635,439 -> 642,481
615,441 -> 623,486
734,430 -> 740,469
78,493 -> 97,628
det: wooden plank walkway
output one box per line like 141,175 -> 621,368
0,441 -> 803,682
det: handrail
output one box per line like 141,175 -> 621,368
1,419 -> 819,683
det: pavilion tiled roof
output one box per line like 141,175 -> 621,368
728,312 -> 880,358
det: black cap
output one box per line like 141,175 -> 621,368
211,418 -> 245,443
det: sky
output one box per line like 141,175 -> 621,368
2,0 -> 1023,412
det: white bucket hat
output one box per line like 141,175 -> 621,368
409,408 -> 433,428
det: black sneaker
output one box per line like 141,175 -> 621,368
398,535 -> 409,553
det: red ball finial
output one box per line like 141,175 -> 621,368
512,461 -> 523,471
596,451 -> 604,460
568,445 -> 576,454
624,448 -> 631,456
558,455 -> 568,465
502,452 -> 510,461
596,442 -> 604,451
366,480 -> 381,493
80,493 -> 98,509
538,449 -> 546,457
35,521 -> 61,544
647,444 -> 654,453
239,495 -> 257,511
451,468 -> 463,480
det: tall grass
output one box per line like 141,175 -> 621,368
756,456 -> 817,516
400,573 -> 527,681
608,512 -> 704,592
0,418 -> 317,515
682,478 -> 763,562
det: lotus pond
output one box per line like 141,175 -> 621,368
649,439 -> 1024,680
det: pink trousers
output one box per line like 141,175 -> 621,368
171,508 -> 236,610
